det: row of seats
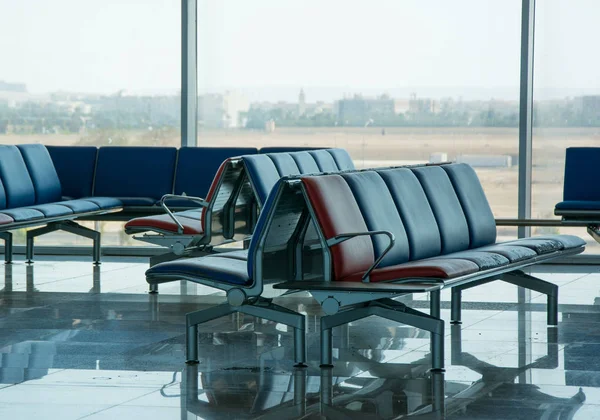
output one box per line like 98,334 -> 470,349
0,144 -> 121,224
146,161 -> 585,370
124,148 -> 355,272
0,144 -> 124,263
47,145 -> 321,209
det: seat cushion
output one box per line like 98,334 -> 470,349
125,212 -> 204,235
27,204 -> 73,218
530,235 -> 586,250
0,145 -> 36,208
46,146 -> 98,199
0,208 -> 44,222
94,146 -> 177,202
242,155 -> 281,205
211,250 -> 249,260
146,255 -> 250,286
497,238 -> 563,255
555,200 -> 600,211
83,197 -> 123,210
0,214 -> 14,225
475,245 -> 537,263
57,199 -> 100,213
17,144 -> 63,204
439,251 -> 510,270
343,258 -> 479,283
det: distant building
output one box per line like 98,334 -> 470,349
298,89 -> 306,117
334,94 -> 395,125
574,95 -> 600,122
199,91 -> 249,128
408,93 -> 436,114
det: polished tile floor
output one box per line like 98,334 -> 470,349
0,256 -> 599,419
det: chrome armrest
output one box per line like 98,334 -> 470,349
326,230 -> 395,283
160,194 -> 208,235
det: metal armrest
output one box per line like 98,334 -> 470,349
160,194 -> 209,235
326,230 -> 395,283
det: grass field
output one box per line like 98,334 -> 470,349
2,126 -> 599,250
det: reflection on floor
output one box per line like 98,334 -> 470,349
1,257 -> 600,419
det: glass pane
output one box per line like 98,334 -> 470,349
197,0 -> 521,240
533,0 -> 600,253
0,0 -> 181,147
1,0 -> 180,248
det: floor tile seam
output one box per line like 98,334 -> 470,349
75,387 -> 162,419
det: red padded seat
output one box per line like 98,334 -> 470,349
302,175 -> 375,281
343,258 -> 479,283
125,212 -> 203,235
0,214 -> 14,225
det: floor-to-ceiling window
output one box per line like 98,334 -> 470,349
532,0 -> 600,252
0,0 -> 180,247
197,0 -> 522,239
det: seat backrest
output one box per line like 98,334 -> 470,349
174,147 -> 257,200
302,175 -> 375,280
46,146 -> 98,199
562,147 -> 600,202
0,145 -> 37,209
242,149 -> 355,204
258,146 -> 321,154
299,163 -> 496,281
17,144 -> 62,204
94,146 -> 177,203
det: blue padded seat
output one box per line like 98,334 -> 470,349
412,166 -> 471,255
268,153 -> 301,176
475,245 -> 537,263
327,149 -> 355,170
342,171 -> 410,267
562,147 -> 600,203
244,149 -> 356,204
499,238 -> 563,255
378,168 -> 442,261
172,147 -> 257,207
555,200 -> 600,211
57,200 -> 100,213
308,150 -> 339,172
94,147 -> 177,204
242,155 -> 281,204
83,197 -> 123,210
530,235 -> 586,250
0,208 -> 44,222
0,145 -> 36,209
290,151 -> 321,173
17,144 -> 62,204
146,255 -> 250,286
439,251 -> 509,270
259,147 -> 320,154
46,146 -> 98,199
27,204 -> 73,218
211,250 -> 249,261
442,163 -> 497,248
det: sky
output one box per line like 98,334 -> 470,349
0,0 -> 598,101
